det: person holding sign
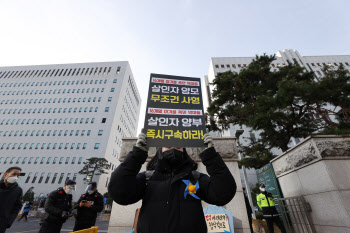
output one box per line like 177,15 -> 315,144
108,131 -> 237,233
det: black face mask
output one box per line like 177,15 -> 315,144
161,149 -> 184,168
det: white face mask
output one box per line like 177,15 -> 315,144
260,187 -> 266,192
65,189 -> 72,194
7,176 -> 18,184
88,190 -> 94,195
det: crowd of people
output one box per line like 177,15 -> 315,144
1,131 -> 285,233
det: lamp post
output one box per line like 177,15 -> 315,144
235,130 -> 256,219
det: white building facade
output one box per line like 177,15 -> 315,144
0,61 -> 141,200
205,49 -> 350,188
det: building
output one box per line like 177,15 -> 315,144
205,49 -> 350,188
0,62 -> 141,200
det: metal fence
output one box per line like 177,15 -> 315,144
277,196 -> 316,233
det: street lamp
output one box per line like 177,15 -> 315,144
235,130 -> 256,219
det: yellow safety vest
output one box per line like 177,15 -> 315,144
257,193 -> 275,209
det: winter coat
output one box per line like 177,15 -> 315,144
23,203 -> 32,213
73,190 -> 104,223
108,146 -> 237,233
0,180 -> 23,230
41,187 -> 72,224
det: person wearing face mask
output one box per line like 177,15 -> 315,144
0,166 -> 23,233
108,131 -> 237,233
257,184 -> 286,233
38,179 -> 76,233
72,181 -> 104,231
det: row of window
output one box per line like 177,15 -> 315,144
0,66 -> 119,80
0,156 -> 83,165
0,142 -> 100,150
0,78 -> 117,88
22,172 -> 78,185
0,107 -> 100,115
0,87 -> 108,96
0,129 -> 103,137
215,61 -> 350,70
0,96 -> 111,105
1,117 -> 97,125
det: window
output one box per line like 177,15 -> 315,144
78,157 -> 83,164
77,143 -> 81,149
45,173 -> 51,183
32,172 -> 38,183
22,157 -> 27,164
65,157 -> 70,164
34,157 -> 39,164
87,130 -> 91,136
94,143 -> 100,149
72,157 -> 76,164
46,157 -> 51,164
113,79 -> 117,83
58,173 -> 64,184
105,107 -> 109,112
73,173 -> 77,181
40,157 -> 45,164
52,173 -> 58,183
110,88 -> 115,92
108,97 -> 112,102
38,172 -> 45,183
98,130 -> 103,136
83,143 -> 87,149
53,157 -> 58,164
102,118 -> 106,123
25,172 -> 32,183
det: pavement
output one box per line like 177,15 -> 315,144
7,217 -> 110,233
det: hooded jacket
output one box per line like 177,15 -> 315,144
0,180 -> 23,231
108,147 -> 236,233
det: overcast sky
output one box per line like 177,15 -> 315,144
1,0 -> 349,133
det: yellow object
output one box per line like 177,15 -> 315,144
70,226 -> 98,233
257,193 -> 275,209
187,183 -> 196,194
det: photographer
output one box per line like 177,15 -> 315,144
73,181 -> 104,231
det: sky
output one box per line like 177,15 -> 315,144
1,0 -> 349,134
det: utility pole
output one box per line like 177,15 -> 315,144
235,130 -> 256,219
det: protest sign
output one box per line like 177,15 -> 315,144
144,73 -> 206,148
203,205 -> 234,233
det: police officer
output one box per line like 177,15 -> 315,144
73,181 -> 104,231
257,184 -> 286,233
39,179 -> 76,233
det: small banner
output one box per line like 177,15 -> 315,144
144,73 -> 206,148
205,214 -> 231,232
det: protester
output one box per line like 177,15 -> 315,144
0,166 -> 23,233
257,184 -> 286,233
18,201 -> 33,222
243,187 -> 253,233
73,181 -> 104,231
108,131 -> 237,233
38,179 -> 76,233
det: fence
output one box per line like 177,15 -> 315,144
278,196 -> 316,233
70,226 -> 98,233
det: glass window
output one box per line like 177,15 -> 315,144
58,173 -> 64,184
51,173 -> 58,183
78,157 -> 83,164
45,173 -> 51,183
65,157 -> 70,164
108,97 -> 112,102
38,172 -> 45,183
34,157 -> 39,164
72,157 -> 76,164
105,107 -> 109,112
98,130 -> 103,136
40,157 -> 45,164
46,157 -> 51,164
22,157 -> 27,164
53,157 -> 58,164
25,172 -> 32,183
77,143 -> 81,149
73,173 -> 77,181
32,172 -> 39,183
94,143 -> 100,149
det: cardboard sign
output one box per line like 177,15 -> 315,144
144,73 -> 206,147
205,214 -> 230,232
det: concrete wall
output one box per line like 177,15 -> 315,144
108,137 -> 251,233
271,135 -> 350,233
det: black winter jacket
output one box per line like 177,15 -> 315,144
73,190 -> 104,222
108,147 -> 236,233
42,188 -> 72,224
0,181 -> 23,231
